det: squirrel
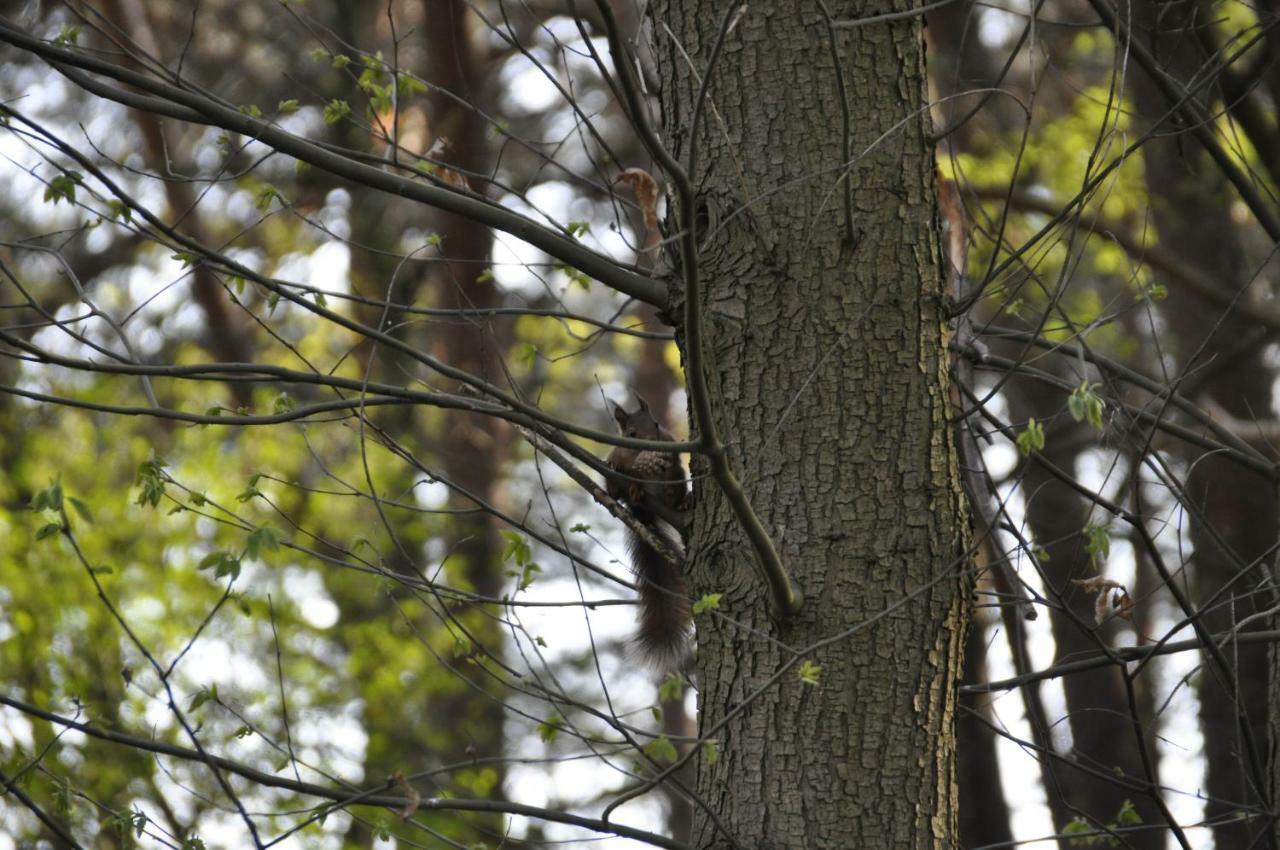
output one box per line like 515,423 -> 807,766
605,397 -> 691,670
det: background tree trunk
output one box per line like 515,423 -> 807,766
1128,1 -> 1279,844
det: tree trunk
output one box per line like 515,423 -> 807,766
652,4 -> 968,846
328,3 -> 509,845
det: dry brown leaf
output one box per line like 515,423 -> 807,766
1070,576 -> 1134,624
389,770 -> 422,820
616,167 -> 660,230
436,167 -> 471,191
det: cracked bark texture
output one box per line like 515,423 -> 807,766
650,4 -> 969,847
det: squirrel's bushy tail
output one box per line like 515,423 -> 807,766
628,523 -> 691,671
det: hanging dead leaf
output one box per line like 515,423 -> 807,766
616,167 -> 660,230
1109,588 -> 1135,621
436,167 -> 471,191
389,770 -> 421,819
1070,576 -> 1134,624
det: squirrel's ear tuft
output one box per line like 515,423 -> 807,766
634,394 -> 651,414
610,400 -> 628,427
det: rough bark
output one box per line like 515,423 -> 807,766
652,4 -> 968,846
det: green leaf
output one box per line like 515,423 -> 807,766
1084,523 -> 1111,567
51,775 -> 72,813
187,685 -> 216,712
657,672 -> 683,703
798,659 -> 822,686
68,497 -> 93,523
43,172 -> 82,206
30,478 -> 63,513
255,186 -> 278,212
1115,799 -> 1141,826
500,531 -> 531,566
331,54 -> 351,69
35,522 -> 63,541
516,562 -> 541,592
369,83 -> 393,113
198,551 -> 228,571
106,200 -> 132,222
246,525 -> 280,560
692,593 -> 722,615
1061,817 -> 1099,846
1017,417 -> 1045,456
238,103 -> 263,119
277,98 -> 300,114
397,74 -> 428,95
135,455 -> 168,507
569,523 -> 590,533
700,739 -> 719,765
197,551 -> 242,580
53,24 -> 80,45
323,99 -> 351,125
557,264 -> 592,291
1068,381 -> 1105,431
537,717 -> 561,743
642,735 -> 678,765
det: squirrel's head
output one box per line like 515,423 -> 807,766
610,396 -> 663,439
